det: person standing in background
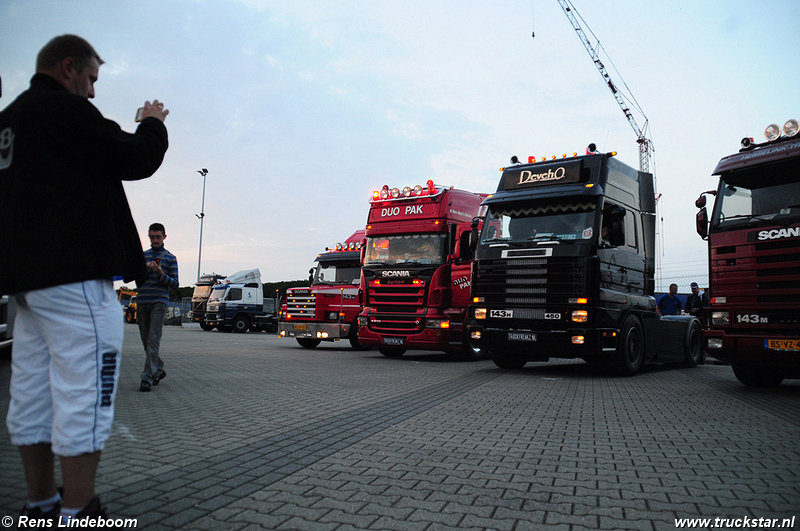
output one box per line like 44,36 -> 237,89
137,223 -> 179,392
1,34 -> 169,522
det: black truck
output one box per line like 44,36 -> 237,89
467,146 -> 701,375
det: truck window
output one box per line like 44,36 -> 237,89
483,201 -> 597,243
364,233 -> 447,265
313,263 -> 361,285
226,288 -> 242,301
713,180 -> 800,228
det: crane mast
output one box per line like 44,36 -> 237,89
557,0 -> 653,173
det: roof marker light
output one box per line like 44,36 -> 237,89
427,180 -> 435,195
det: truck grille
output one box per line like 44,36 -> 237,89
367,280 -> 426,333
474,256 -> 586,305
286,292 -> 315,319
712,238 -> 800,306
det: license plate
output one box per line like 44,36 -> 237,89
382,337 -> 404,346
491,309 -> 513,318
293,325 -> 307,330
765,339 -> 800,351
508,332 -> 537,342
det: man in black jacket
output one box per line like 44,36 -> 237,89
0,34 -> 169,522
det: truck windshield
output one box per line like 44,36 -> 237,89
209,287 -> 226,301
192,285 -> 213,299
365,233 -> 447,265
313,263 -> 361,285
480,201 -> 597,243
713,179 -> 800,228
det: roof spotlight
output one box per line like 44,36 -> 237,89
783,119 -> 799,137
764,123 -> 781,142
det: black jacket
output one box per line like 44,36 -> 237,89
0,74 -> 169,295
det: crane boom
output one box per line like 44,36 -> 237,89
557,0 -> 653,173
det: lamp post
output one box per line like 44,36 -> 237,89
196,168 -> 208,282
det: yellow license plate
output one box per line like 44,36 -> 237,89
766,339 -> 800,351
293,325 -> 307,330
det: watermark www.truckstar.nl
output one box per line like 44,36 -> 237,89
675,516 -> 797,529
3,514 -> 139,528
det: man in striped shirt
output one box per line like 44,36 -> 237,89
137,223 -> 179,392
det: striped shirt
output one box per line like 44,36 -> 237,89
137,246 -> 179,305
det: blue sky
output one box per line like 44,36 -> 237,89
2,0 -> 798,289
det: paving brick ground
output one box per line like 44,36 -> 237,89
1,323 -> 799,530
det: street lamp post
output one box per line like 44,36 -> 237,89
196,168 -> 208,282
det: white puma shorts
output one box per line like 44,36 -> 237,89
6,280 -> 122,456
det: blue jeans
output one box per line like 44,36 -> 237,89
137,302 -> 166,384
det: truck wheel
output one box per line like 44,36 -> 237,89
379,347 -> 406,357
614,315 -> 644,376
683,320 -> 702,368
731,364 -> 783,388
297,338 -> 321,349
459,331 -> 485,361
491,351 -> 527,369
199,322 -> 215,331
232,316 -> 250,333
348,327 -> 367,351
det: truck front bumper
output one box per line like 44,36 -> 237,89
466,324 -> 617,362
703,329 -> 800,371
278,321 -> 350,340
357,326 -> 457,352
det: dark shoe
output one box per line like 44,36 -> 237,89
139,381 -> 151,392
152,369 -> 167,385
74,496 -> 107,519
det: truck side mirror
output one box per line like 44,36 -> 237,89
458,229 -> 474,262
696,208 -> 709,239
308,267 -> 314,286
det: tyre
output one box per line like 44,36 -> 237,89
199,322 -> 215,331
458,331 -> 485,361
491,351 -> 527,369
683,320 -> 702,368
296,338 -> 321,349
614,315 -> 645,376
232,315 -> 251,333
731,364 -> 783,388
379,347 -> 406,357
348,326 -> 367,350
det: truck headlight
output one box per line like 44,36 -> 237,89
571,310 -> 588,323
327,312 -> 338,321
711,311 -> 729,326
707,338 -> 723,349
474,308 -> 487,320
425,319 -> 450,329
317,331 -> 329,338
358,316 -> 368,326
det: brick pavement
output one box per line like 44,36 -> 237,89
1,323 -> 799,530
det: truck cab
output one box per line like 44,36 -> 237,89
696,119 -> 800,387
356,181 -> 488,359
191,273 -> 226,331
469,147 -> 701,374
278,231 -> 365,349
205,269 -> 267,333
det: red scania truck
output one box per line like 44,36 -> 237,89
356,181 -> 487,359
278,230 -> 365,349
695,119 -> 800,387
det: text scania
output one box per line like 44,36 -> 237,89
381,271 -> 411,277
517,167 -> 566,185
381,205 -> 424,217
758,227 -> 800,240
